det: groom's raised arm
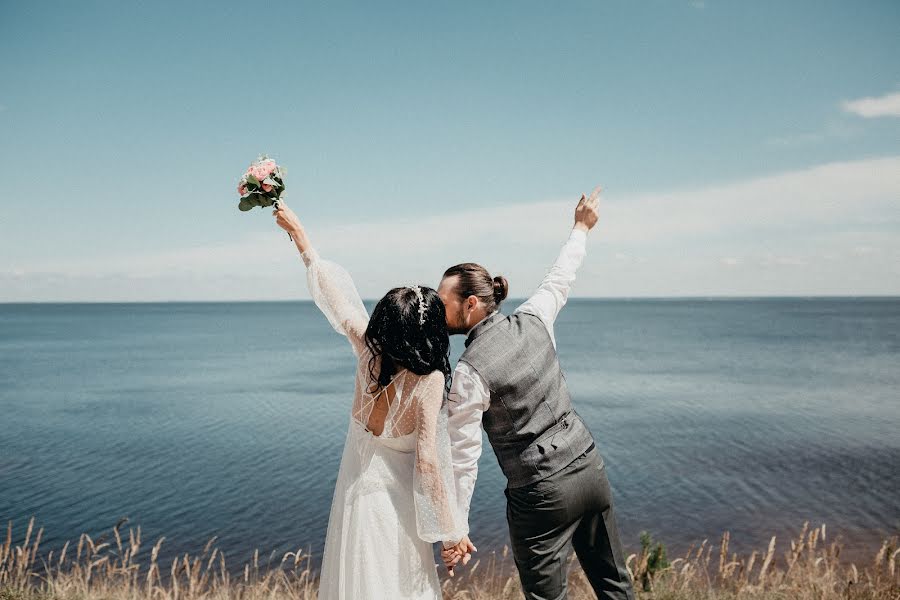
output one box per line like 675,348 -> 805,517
515,186 -> 601,342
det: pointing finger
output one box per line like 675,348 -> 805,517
588,185 -> 602,203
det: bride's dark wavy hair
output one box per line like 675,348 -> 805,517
364,286 -> 452,392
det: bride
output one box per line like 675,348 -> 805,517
274,202 -> 469,599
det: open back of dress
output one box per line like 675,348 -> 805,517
299,247 -> 468,600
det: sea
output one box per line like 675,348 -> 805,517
1,298 -> 898,573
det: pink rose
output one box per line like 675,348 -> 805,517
251,164 -> 269,181
237,183 -> 248,196
263,166 -> 277,181
245,159 -> 278,182
260,159 -> 276,175
262,183 -> 273,193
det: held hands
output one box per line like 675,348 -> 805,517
574,185 -> 601,233
441,535 -> 476,577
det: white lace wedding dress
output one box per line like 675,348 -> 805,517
300,247 -> 468,600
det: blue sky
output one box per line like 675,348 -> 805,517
1,1 -> 898,301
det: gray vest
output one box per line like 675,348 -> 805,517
459,311 -> 595,488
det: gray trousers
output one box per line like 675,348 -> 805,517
505,446 -> 636,600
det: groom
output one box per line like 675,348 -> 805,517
437,188 -> 635,600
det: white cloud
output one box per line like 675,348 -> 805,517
842,91 -> 900,118
761,255 -> 807,267
4,156 -> 900,301
767,131 -> 828,147
766,119 -> 860,147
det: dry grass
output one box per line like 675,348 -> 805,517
2,518 -> 898,600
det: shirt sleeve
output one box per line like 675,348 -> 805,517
514,227 -> 587,345
446,361 -> 489,526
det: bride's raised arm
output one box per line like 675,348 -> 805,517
274,203 -> 369,355
413,371 -> 469,546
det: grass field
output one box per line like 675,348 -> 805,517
2,518 -> 897,599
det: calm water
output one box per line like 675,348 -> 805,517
1,299 -> 899,571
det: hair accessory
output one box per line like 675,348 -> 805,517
410,285 -> 427,325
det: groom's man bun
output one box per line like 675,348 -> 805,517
443,263 -> 508,313
492,276 -> 509,304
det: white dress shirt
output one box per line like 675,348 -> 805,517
446,227 -> 588,522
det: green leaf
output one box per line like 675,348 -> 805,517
238,199 -> 253,211
246,174 -> 260,187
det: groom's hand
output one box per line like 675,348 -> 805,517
574,185 -> 601,233
441,546 -> 468,577
441,535 -> 476,576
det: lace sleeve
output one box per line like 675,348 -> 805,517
301,248 -> 369,355
413,371 -> 468,545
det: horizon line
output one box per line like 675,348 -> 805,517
3,295 -> 899,305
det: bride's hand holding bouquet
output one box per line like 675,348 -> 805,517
273,201 -> 310,253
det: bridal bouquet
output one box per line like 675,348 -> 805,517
237,154 -> 286,211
